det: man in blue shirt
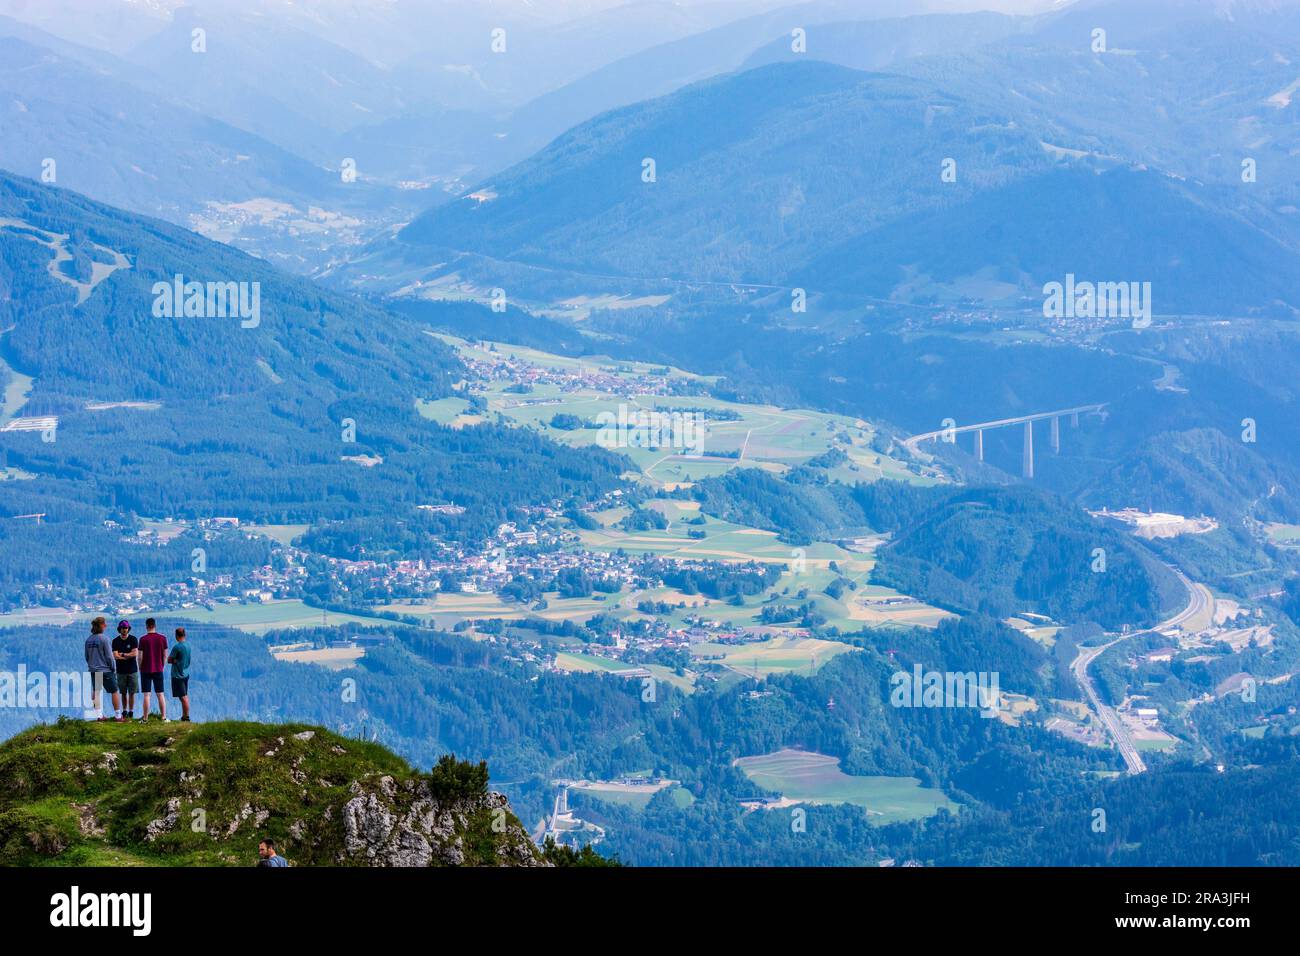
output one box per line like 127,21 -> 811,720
257,838 -> 288,867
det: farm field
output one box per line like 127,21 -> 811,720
576,506 -> 949,632
578,502 -> 868,567
415,396 -> 484,429
0,600 -> 384,635
1005,616 -> 1062,647
565,778 -> 682,810
270,643 -> 365,669
0,359 -> 33,424
430,333 -> 714,386
554,652 -> 696,694
377,591 -> 618,628
734,749 -> 957,824
842,589 -> 955,629
158,600 -> 383,635
139,518 -> 189,542
554,651 -> 640,674
692,635 -> 856,677
435,335 -> 928,489
1265,523 -> 1300,547
244,523 -> 311,546
0,606 -> 79,628
375,563 -> 947,638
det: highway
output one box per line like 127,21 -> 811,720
1069,564 -> 1208,775
1071,638 -> 1146,774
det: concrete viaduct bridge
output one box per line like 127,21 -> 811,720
902,403 -> 1107,479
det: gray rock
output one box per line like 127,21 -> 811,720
145,798 -> 181,842
339,781 -> 548,867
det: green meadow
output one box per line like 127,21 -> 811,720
433,334 -> 921,490
735,749 -> 957,824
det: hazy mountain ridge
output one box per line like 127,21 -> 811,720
385,55 -> 1300,314
395,61 -> 1052,283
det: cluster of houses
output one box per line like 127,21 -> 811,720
464,345 -> 701,399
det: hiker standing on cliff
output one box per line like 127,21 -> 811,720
112,620 -> 139,721
138,618 -> 169,722
167,627 -> 191,722
84,617 -> 121,722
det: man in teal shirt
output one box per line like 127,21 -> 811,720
167,626 -> 192,722
257,839 -> 288,867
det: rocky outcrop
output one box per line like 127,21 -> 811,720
0,719 -> 554,867
145,797 -> 181,842
340,776 -> 547,867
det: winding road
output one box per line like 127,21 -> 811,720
1070,564 -> 1208,775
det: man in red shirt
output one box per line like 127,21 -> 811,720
138,618 -> 170,721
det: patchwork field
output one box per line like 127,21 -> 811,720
434,334 -> 926,489
415,396 -> 485,429
270,643 -> 365,670
0,606 -> 78,628
1005,616 -> 1062,647
0,362 -> 34,425
160,599 -> 383,635
554,651 -> 641,675
378,591 -> 618,628
374,544 -> 945,639
734,749 -> 957,824
564,777 -> 684,810
1265,523 -> 1300,547
244,523 -> 311,547
692,635 -> 857,677
0,599 -> 384,636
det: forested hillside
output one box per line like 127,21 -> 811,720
691,471 -> 1182,628
391,58 -> 1300,313
873,487 -> 1184,628
0,172 -> 629,596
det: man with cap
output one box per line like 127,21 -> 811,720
111,620 -> 140,720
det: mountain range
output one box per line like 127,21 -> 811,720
365,51 -> 1300,316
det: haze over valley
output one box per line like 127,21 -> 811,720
1,0 -> 1299,878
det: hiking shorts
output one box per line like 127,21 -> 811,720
117,672 -> 139,694
141,672 -> 164,694
89,671 -> 119,694
171,677 -> 189,699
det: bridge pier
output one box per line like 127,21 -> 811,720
1022,421 -> 1034,479
974,429 -> 983,462
1071,411 -> 1079,428
1050,416 -> 1060,454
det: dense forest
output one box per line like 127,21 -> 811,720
691,471 -> 1183,628
0,172 -> 631,597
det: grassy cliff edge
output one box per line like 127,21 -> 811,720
0,719 -> 546,867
